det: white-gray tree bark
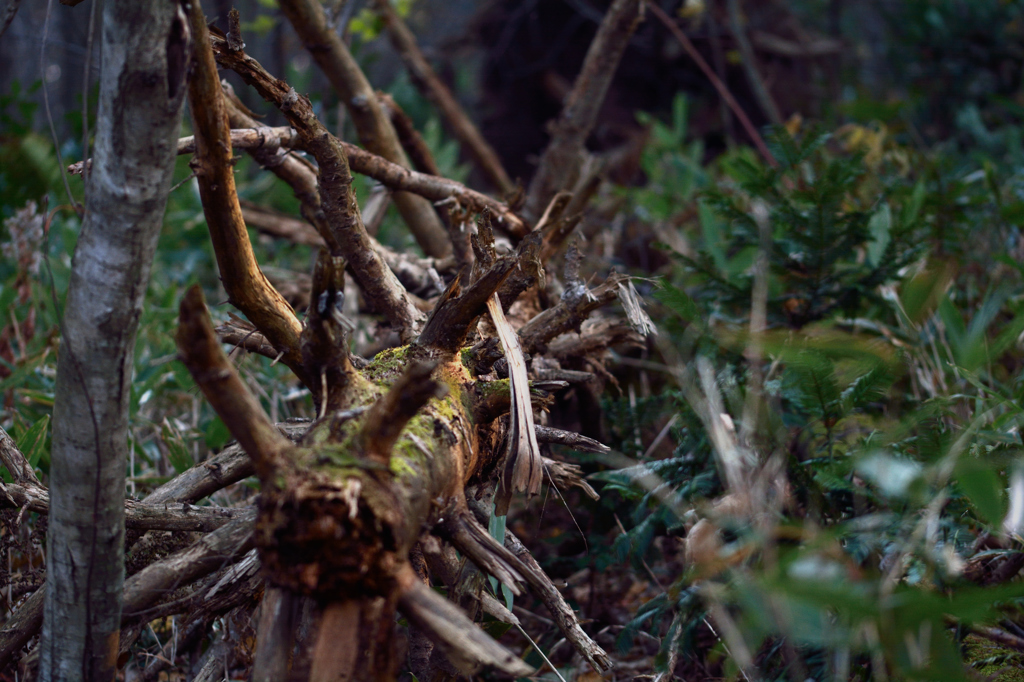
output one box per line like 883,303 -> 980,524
40,1 -> 190,679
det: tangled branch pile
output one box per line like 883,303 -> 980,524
2,0 -> 650,679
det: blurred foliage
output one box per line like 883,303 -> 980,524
595,88 -> 1024,682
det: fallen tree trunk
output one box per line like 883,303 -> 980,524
4,1 -> 650,677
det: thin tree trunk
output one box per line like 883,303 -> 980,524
39,1 -> 190,679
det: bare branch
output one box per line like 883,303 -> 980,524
395,563 -> 534,678
726,0 -> 783,126
378,91 -> 443,177
301,252 -> 360,413
67,126 -> 302,175
646,3 -> 777,167
437,510 -> 524,594
0,481 -> 255,531
176,285 -> 296,483
535,426 -> 610,454
523,0 -> 645,224
373,0 -> 514,195
71,115 -> 528,240
518,273 -> 628,355
465,498 -> 612,671
277,0 -> 451,257
210,39 -> 426,340
144,422 -> 307,507
417,256 -> 520,354
542,457 -> 600,500
0,590 -> 43,668
0,424 -> 40,486
121,516 -> 255,618
186,4 -> 308,384
504,528 -> 612,671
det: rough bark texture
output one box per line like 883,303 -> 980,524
278,0 -> 451,258
39,2 -> 190,680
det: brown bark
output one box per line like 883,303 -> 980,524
535,425 -> 610,453
120,516 -> 256,618
0,590 -> 42,670
301,251 -> 360,415
176,286 -> 296,482
518,273 -> 628,354
373,0 -> 515,195
277,0 -> 452,258
211,33 -> 526,238
0,420 -> 301,672
395,563 -> 533,677
172,258 -> 605,677
252,589 -> 303,682
209,38 -> 427,341
523,0 -> 645,224
186,2 -> 309,385
379,91 -> 443,177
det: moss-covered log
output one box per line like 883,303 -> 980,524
161,3 -> 650,677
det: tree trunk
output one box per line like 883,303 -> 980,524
39,1 -> 190,679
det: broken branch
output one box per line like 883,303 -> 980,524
186,3 -> 308,383
277,0 -> 451,257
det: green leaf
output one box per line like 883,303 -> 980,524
654,284 -> 701,324
697,200 -> 729,277
16,414 -> 50,470
900,265 -> 952,324
204,416 -> 232,451
488,505 -> 514,610
954,458 -> 1007,527
162,419 -> 194,475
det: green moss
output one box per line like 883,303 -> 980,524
479,378 -> 511,398
964,635 -> 1024,680
459,346 -> 475,371
298,350 -> 475,483
387,409 -> 437,480
388,451 -> 418,477
319,443 -> 387,471
363,345 -> 411,385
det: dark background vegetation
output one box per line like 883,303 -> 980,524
6,0 -> 1024,679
